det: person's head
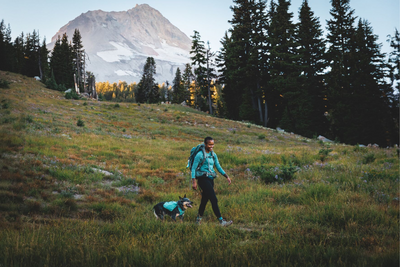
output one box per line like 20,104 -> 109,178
204,137 -> 214,152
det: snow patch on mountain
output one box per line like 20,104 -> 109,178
97,40 -> 190,66
97,42 -> 136,62
114,70 -> 138,77
151,39 -> 190,64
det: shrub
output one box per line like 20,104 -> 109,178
362,153 -> 376,164
318,144 -> 333,162
279,162 -> 298,181
25,115 -> 33,123
258,134 -> 265,140
77,118 -> 85,127
250,165 -> 276,183
0,79 -> 10,89
65,91 -> 79,100
114,103 -> 120,108
98,93 -> 104,101
2,102 -> 9,109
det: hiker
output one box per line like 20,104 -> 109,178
191,137 -> 233,226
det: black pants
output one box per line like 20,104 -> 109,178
197,175 -> 221,219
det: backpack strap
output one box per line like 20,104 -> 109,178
196,145 -> 207,171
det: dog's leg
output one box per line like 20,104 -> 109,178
172,213 -> 179,222
153,208 -> 164,221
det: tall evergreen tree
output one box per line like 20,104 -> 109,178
182,63 -> 194,106
50,33 -> 74,89
325,0 -> 356,142
347,19 -> 395,145
39,39 -> 50,81
0,20 -> 14,72
172,67 -> 187,104
13,33 -> 25,74
224,0 -> 254,120
190,30 -> 208,110
289,0 -> 327,137
135,57 -> 158,103
72,29 -> 85,92
386,29 -> 400,141
216,31 -> 232,115
248,0 -> 269,124
22,30 -> 40,77
267,0 -> 300,129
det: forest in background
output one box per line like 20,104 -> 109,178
0,0 -> 398,147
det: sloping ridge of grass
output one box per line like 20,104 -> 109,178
0,71 -> 399,267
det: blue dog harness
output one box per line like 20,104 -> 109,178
163,201 -> 184,216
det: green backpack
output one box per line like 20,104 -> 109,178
186,143 -> 216,178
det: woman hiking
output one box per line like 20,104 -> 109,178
191,137 -> 233,226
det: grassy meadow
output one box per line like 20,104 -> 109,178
0,70 -> 399,266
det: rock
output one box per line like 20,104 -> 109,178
92,168 -> 113,176
317,135 -> 333,142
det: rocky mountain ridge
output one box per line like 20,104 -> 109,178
47,4 -> 192,83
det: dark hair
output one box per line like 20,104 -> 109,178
204,137 -> 214,144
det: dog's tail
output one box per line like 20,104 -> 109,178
153,208 -> 159,219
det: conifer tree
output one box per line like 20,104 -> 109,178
136,57 -> 158,103
249,0 -> 269,124
190,30 -> 208,110
172,67 -> 186,104
39,39 -> 50,81
13,33 -> 25,74
22,30 -> 40,77
347,19 -> 394,145
325,0 -> 356,142
388,29 -> 400,94
182,63 -> 194,106
267,0 -> 300,129
386,29 -> 400,139
288,0 -> 327,137
0,20 -> 14,72
224,0 -> 254,120
50,33 -> 74,89
72,29 -> 85,92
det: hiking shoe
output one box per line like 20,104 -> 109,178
196,216 -> 202,225
219,219 -> 233,227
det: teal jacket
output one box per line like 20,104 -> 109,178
191,151 -> 226,179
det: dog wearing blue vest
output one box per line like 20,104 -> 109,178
153,195 -> 193,222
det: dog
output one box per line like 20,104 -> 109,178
153,195 -> 193,222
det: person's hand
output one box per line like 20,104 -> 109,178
226,176 -> 231,185
192,179 -> 197,190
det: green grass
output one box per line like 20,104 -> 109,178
0,71 -> 398,266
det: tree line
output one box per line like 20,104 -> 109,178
1,0 -> 398,146
127,0 -> 398,146
215,0 -> 399,146
0,23 -> 95,95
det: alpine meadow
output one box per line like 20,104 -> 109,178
0,71 -> 398,266
0,0 -> 399,266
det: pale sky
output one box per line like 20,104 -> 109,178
1,0 -> 399,55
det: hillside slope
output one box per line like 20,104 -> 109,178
0,71 -> 398,266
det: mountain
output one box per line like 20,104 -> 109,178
47,4 -> 191,83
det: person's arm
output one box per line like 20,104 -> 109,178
191,152 -> 202,190
214,153 -> 231,185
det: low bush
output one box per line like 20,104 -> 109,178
65,91 -> 79,100
0,79 -> 10,89
363,153 -> 376,164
